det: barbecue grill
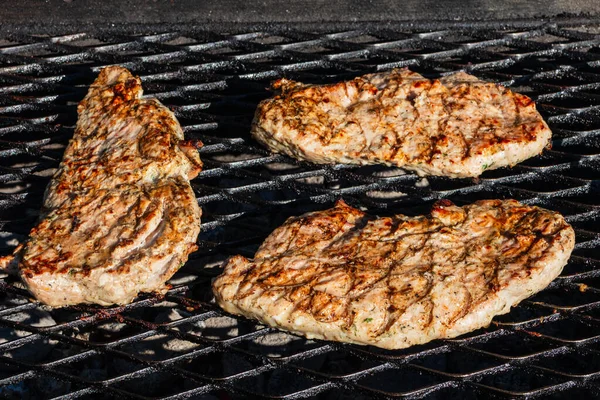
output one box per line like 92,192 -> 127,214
0,11 -> 600,399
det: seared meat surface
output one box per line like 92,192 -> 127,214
252,69 -> 551,178
3,66 -> 202,306
213,200 -> 574,349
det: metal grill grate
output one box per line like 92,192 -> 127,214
0,21 -> 599,399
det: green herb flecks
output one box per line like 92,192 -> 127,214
482,162 -> 495,172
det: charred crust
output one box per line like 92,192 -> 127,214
407,90 -> 418,104
111,79 -> 139,104
514,93 -> 534,108
179,139 -> 204,149
433,199 -> 455,209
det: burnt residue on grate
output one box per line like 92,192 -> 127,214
0,22 -> 599,399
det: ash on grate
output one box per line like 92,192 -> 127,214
248,330 -> 318,358
0,307 -> 56,362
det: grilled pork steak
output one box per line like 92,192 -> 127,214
213,200 -> 574,349
2,66 -> 202,307
252,69 -> 551,178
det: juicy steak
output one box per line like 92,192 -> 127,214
213,200 -> 574,349
4,66 -> 202,306
252,69 -> 551,178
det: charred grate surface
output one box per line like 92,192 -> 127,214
0,22 -> 599,399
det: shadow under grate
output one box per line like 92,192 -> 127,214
0,20 -> 598,399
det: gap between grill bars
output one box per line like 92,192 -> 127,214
0,21 -> 599,400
